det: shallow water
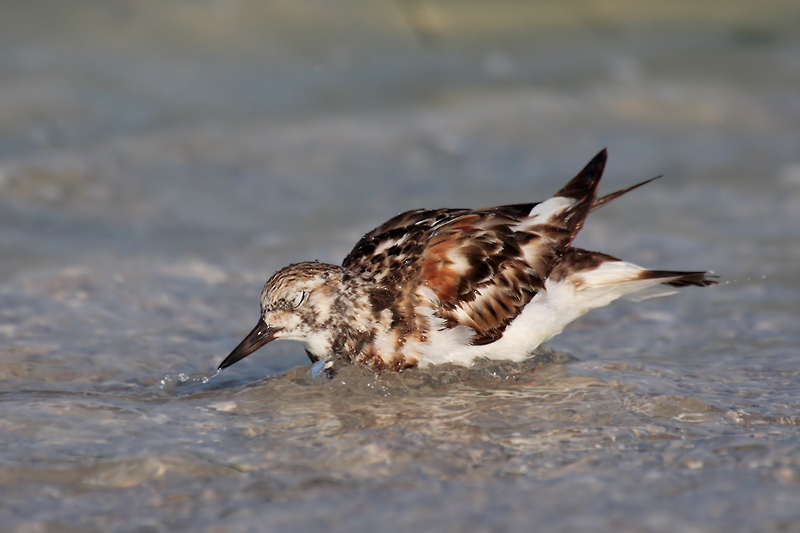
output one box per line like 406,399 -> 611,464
2,1 -> 800,531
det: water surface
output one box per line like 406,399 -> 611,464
1,1 -> 800,531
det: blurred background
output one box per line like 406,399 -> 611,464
1,1 -> 800,531
2,0 -> 798,273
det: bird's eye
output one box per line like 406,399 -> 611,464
291,291 -> 308,309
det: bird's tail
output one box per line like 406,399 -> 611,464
547,248 -> 717,313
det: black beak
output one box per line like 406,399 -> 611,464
218,319 -> 278,370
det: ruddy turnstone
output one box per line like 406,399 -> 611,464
219,149 -> 716,373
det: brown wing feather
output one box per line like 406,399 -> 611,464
418,212 -> 542,344
342,149 -> 607,345
343,208 -> 544,344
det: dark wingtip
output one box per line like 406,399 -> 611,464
551,149 -> 608,245
591,174 -> 663,212
555,148 -> 607,200
591,147 -> 608,169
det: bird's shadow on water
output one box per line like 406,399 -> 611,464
143,349 -> 800,435
151,346 -> 579,401
144,346 -> 311,398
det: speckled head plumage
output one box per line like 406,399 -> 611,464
218,150 -> 716,374
220,262 -> 354,369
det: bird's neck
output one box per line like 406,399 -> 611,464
303,270 -> 378,364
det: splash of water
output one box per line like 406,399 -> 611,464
157,368 -> 221,390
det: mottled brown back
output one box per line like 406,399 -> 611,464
342,150 -> 607,344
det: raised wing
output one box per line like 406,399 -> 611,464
343,149 -> 607,345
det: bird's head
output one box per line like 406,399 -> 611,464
218,262 -> 346,370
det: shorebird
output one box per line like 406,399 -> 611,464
218,149 -> 715,373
